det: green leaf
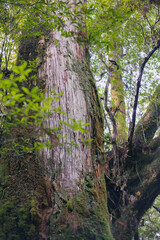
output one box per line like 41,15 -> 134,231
22,87 -> 30,95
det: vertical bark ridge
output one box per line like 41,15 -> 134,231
38,30 -> 93,191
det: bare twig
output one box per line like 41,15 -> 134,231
144,15 -> 160,47
136,21 -> 147,50
96,71 -> 108,82
153,205 -> 160,214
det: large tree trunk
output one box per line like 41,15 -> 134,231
38,30 -> 93,191
0,1 -> 113,240
37,24 -> 113,240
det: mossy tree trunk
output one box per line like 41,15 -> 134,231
0,1 -> 113,240
110,70 -> 127,143
36,18 -> 113,240
106,46 -> 127,145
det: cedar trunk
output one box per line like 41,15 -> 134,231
0,2 -> 113,239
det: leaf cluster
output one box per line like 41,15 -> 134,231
87,0 -> 160,136
0,61 -> 92,153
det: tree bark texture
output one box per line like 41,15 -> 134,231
0,1 -> 113,239
37,22 -> 113,240
38,30 -> 93,191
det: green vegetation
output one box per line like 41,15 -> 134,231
0,61 -> 92,153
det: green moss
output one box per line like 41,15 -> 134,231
50,180 -> 114,240
74,194 -> 90,216
0,133 -> 51,240
0,196 -> 37,240
67,199 -> 74,212
86,178 -> 94,188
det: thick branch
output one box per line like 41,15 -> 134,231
125,146 -> 160,221
128,39 -> 160,146
148,135 -> 160,151
104,71 -> 120,170
134,84 -> 160,145
105,145 -> 160,239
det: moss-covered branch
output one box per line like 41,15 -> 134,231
134,84 -> 160,146
128,147 -> 160,219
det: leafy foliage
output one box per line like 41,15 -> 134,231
0,62 -> 90,153
86,0 -> 160,136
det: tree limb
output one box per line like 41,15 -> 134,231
104,72 -> 117,144
134,84 -> 160,146
104,72 -> 120,171
126,147 -> 160,220
128,39 -> 160,147
148,135 -> 160,152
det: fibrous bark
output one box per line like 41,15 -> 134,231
0,1 -> 113,239
38,20 -> 112,239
